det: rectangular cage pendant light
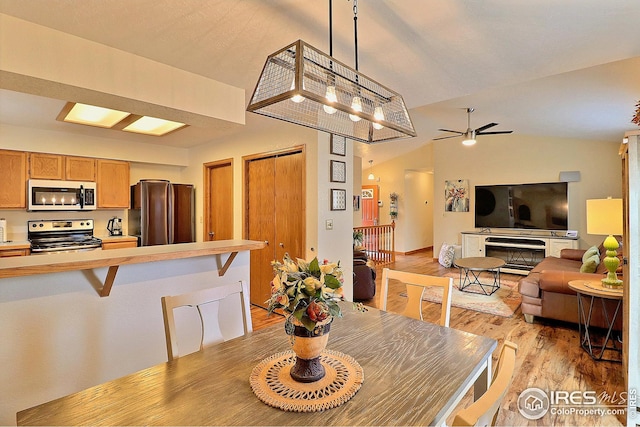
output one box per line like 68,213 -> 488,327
246,40 -> 416,144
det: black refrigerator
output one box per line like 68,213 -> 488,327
128,180 -> 195,246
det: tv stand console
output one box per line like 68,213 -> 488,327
461,231 -> 578,275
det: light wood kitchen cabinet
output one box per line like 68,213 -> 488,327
0,248 -> 30,257
97,159 -> 130,208
30,154 -> 96,181
65,156 -> 96,181
0,149 -> 27,208
102,239 -> 138,250
29,153 -> 64,180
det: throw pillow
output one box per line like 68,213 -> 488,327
580,254 -> 600,273
582,246 -> 600,264
438,243 -> 456,268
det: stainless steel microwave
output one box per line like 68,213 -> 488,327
27,179 -> 97,211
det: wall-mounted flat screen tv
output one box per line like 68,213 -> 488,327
475,182 -> 568,230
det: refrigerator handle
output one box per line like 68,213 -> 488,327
168,184 -> 175,244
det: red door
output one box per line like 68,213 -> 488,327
361,185 -> 379,226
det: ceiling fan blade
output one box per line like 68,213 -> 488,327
437,128 -> 464,134
433,134 -> 462,141
476,130 -> 514,135
474,123 -> 498,133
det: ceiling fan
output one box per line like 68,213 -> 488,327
434,108 -> 513,145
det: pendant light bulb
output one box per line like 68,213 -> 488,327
290,78 -> 305,103
323,85 -> 337,114
372,106 -> 385,130
368,159 -> 375,180
349,96 -> 363,122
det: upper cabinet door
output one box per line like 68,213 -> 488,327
97,159 -> 130,208
29,153 -> 64,179
0,150 -> 27,208
65,157 -> 96,181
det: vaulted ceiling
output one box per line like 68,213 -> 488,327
1,0 -> 639,162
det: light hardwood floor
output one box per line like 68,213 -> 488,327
250,249 -> 625,427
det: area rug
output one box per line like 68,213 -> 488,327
399,272 -> 522,317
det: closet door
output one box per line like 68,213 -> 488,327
274,152 -> 305,262
246,148 -> 305,308
247,157 -> 276,306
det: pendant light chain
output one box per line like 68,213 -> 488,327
329,0 -> 333,56
353,0 -> 358,71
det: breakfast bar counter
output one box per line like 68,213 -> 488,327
0,240 -> 266,296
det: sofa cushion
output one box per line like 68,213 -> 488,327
438,243 -> 456,268
561,248 -> 586,261
580,254 -> 600,273
530,256 -> 582,274
539,270 -> 604,294
582,246 -> 600,263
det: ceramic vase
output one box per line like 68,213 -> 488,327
286,318 -> 332,383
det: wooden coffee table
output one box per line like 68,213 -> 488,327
454,257 -> 506,295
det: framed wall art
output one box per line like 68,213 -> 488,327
331,189 -> 347,210
444,179 -> 469,212
330,134 -> 346,156
330,160 -> 346,183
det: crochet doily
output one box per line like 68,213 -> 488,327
249,349 -> 364,412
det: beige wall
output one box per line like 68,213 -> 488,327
360,144 -> 435,253
433,134 -> 622,251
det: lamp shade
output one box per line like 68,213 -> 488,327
586,198 -> 623,236
247,40 -> 416,144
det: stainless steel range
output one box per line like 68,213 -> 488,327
28,219 -> 102,254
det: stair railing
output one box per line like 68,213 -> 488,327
353,222 -> 395,264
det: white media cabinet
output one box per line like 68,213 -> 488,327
461,231 -> 579,275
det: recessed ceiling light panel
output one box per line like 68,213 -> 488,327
62,103 -> 130,128
122,116 -> 187,136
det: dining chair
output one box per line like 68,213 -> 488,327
450,340 -> 519,427
161,281 -> 252,361
380,268 -> 453,327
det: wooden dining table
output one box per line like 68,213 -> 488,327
17,303 -> 497,426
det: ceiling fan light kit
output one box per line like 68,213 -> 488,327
247,1 -> 416,144
435,107 -> 513,145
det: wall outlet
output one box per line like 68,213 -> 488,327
325,219 -> 333,230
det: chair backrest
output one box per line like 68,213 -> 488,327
161,281 -> 252,361
380,268 -> 453,327
451,341 -> 519,427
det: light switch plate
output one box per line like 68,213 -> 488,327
326,219 -> 334,230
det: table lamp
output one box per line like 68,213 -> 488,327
586,198 -> 623,289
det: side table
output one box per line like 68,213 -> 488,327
568,280 -> 623,363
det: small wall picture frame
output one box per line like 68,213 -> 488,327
330,160 -> 346,183
331,189 -> 347,211
330,134 -> 346,156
